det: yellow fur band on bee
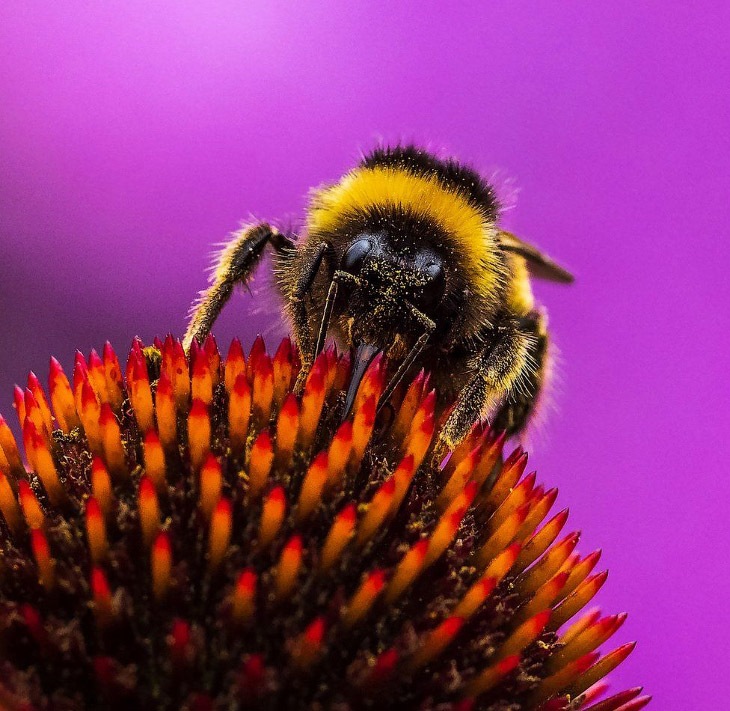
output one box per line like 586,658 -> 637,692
306,165 -> 503,299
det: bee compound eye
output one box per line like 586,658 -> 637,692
341,238 -> 373,275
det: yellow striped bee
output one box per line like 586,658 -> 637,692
185,146 -> 572,447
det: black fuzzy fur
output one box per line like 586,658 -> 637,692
362,145 -> 499,219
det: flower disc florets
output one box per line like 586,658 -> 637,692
0,335 -> 647,711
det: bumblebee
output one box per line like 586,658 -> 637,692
184,146 -> 573,447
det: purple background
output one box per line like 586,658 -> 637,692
1,2 -> 728,706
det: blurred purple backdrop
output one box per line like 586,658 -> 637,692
1,2 -> 728,706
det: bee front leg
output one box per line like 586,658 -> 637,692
289,241 -> 335,392
438,322 -> 534,450
183,223 -> 293,352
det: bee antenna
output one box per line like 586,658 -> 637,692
314,280 -> 339,358
376,311 -> 434,415
314,269 -> 366,359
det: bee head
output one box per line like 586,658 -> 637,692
332,229 -> 451,418
337,231 -> 447,350
305,146 -> 508,359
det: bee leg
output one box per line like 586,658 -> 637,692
183,223 -> 293,352
290,242 -> 336,392
492,311 -> 549,436
438,321 -> 534,450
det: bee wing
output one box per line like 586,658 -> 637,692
498,230 -> 574,283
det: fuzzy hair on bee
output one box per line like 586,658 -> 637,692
184,145 -> 573,448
